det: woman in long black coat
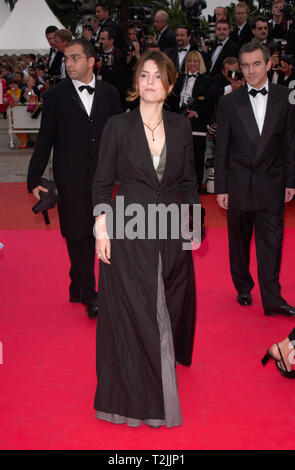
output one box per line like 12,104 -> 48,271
92,50 -> 200,428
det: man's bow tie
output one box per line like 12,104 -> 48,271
217,41 -> 223,46
248,87 -> 268,97
178,48 -> 188,52
78,85 -> 95,95
187,74 -> 198,78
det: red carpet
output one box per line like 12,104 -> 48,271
1,184 -> 295,450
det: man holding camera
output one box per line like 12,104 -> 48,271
215,41 -> 295,316
208,56 -> 245,104
27,39 -> 122,319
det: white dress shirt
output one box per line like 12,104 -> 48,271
72,74 -> 96,116
247,79 -> 269,135
48,48 -> 57,68
180,72 -> 198,107
178,45 -> 190,69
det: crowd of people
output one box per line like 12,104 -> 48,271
0,2 -> 294,170
2,1 -> 295,426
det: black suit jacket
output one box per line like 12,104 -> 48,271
208,39 -> 239,76
214,83 -> 295,211
27,78 -> 122,239
158,27 -> 177,51
230,23 -> 253,48
47,50 -> 64,77
168,73 -> 213,132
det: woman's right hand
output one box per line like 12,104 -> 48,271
94,215 -> 111,265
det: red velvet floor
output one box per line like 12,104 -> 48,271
0,185 -> 295,450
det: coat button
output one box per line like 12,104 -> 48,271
156,191 -> 160,196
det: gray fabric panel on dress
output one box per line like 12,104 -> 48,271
154,142 -> 166,182
96,254 -> 182,428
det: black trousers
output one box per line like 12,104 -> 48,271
227,204 -> 285,308
65,235 -> 97,304
192,135 -> 206,191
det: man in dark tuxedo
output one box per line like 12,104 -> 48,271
27,39 -> 122,319
45,26 -> 61,78
230,2 -> 253,48
215,41 -> 295,317
154,10 -> 177,51
207,20 -> 239,76
95,3 -> 125,51
165,25 -> 195,73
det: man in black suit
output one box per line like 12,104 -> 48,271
45,26 -> 60,78
165,25 -> 194,73
154,10 -> 177,51
208,20 -> 239,76
27,39 -> 122,318
215,41 -> 295,317
230,2 -> 253,48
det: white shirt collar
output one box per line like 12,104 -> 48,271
158,26 -> 168,37
238,22 -> 247,30
72,74 -> 96,90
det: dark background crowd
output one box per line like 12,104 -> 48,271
0,0 -> 295,189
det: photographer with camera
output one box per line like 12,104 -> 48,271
83,16 -> 100,47
96,27 -> 128,106
168,50 -> 213,191
208,57 -> 245,104
27,38 -> 122,319
95,3 -> 125,51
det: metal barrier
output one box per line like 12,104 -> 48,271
8,103 -> 42,149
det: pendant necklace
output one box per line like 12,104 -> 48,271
143,117 -> 163,141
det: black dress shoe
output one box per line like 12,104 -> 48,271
264,304 -> 295,317
237,293 -> 252,306
86,302 -> 98,319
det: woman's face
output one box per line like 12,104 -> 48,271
187,58 -> 200,74
138,60 -> 170,103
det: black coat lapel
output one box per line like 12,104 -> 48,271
69,80 -> 89,116
254,83 -> 281,165
237,86 -> 260,149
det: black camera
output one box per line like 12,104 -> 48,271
127,41 -> 136,52
227,69 -> 243,81
204,39 -> 215,49
32,178 -> 59,216
84,24 -> 93,34
181,97 -> 196,117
